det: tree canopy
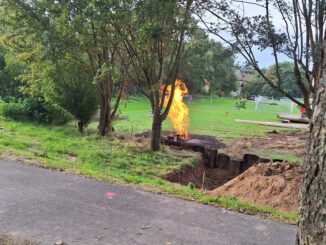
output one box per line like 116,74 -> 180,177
244,62 -> 304,99
180,29 -> 236,95
193,0 -> 326,117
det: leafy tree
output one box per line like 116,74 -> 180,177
0,47 -> 97,130
180,29 -> 236,95
0,46 -> 25,100
0,0 -> 127,136
264,62 -> 303,98
244,62 -> 304,99
194,0 -> 326,118
243,72 -> 265,98
48,58 -> 99,133
116,0 -> 193,151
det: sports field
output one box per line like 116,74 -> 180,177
114,97 -> 299,138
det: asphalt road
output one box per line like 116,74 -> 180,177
0,159 -> 297,245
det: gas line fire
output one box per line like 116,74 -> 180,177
162,79 -> 189,139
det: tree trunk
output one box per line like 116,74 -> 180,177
77,121 -> 84,134
98,93 -> 111,136
151,108 -> 162,151
297,72 -> 326,244
303,95 -> 313,119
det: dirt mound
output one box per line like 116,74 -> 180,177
165,161 -> 237,190
207,162 -> 302,212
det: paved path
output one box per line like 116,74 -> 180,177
0,159 -> 297,245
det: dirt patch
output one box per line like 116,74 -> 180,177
27,147 -> 48,158
0,150 -> 42,166
165,161 -> 237,190
206,162 -> 302,212
27,147 -> 42,154
184,134 -> 225,149
67,155 -> 77,162
135,131 -> 226,150
220,130 -> 307,160
0,233 -> 37,245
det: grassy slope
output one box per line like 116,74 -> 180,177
0,98 -> 299,223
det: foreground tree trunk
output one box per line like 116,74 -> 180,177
98,93 -> 111,136
151,108 -> 162,151
297,73 -> 326,244
97,78 -> 125,136
77,121 -> 84,134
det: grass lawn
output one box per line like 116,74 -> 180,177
113,97 -> 299,138
0,97 -> 299,223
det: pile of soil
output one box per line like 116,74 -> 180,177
207,162 -> 302,212
165,161 -> 237,190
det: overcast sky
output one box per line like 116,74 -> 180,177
235,49 -> 290,68
200,0 -> 292,68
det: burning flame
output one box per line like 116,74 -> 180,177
163,79 -> 189,139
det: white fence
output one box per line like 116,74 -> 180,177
253,96 -> 300,114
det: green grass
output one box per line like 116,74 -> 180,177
0,98 -> 300,224
0,119 -> 195,182
257,151 -> 303,164
110,97 -> 299,138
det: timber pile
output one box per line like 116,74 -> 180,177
235,119 -> 309,130
277,113 -> 309,124
161,134 -> 277,174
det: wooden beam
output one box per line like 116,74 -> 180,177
277,113 -> 309,124
235,119 -> 309,130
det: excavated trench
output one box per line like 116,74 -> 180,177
160,133 -> 283,190
134,131 -> 297,191
164,155 -> 276,190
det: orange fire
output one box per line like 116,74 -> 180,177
163,79 -> 189,139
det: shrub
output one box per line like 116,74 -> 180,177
2,97 -> 71,124
2,101 -> 28,121
49,60 -> 98,133
24,97 -> 53,123
187,182 -> 196,190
